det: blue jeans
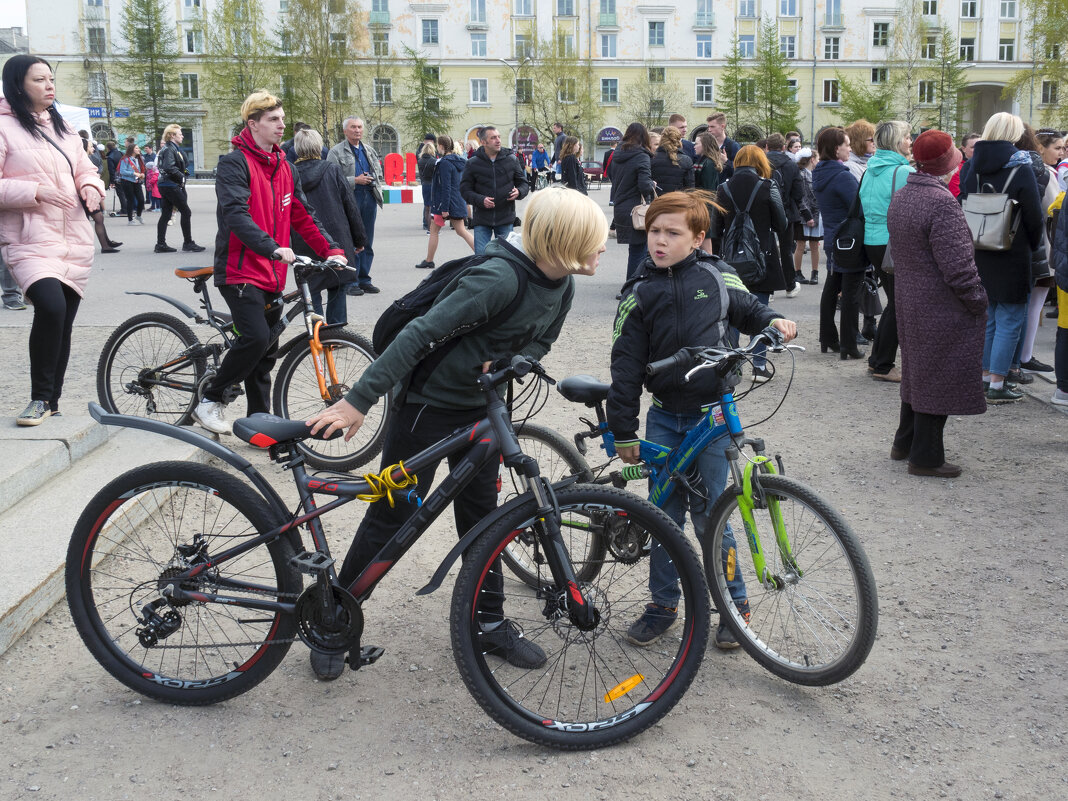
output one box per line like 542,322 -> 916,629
982,301 -> 1026,377
353,189 -> 378,285
644,405 -> 747,610
0,253 -> 23,305
626,241 -> 647,283
311,286 -> 347,326
750,291 -> 771,368
473,223 -> 513,255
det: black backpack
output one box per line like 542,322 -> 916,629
720,181 -> 767,287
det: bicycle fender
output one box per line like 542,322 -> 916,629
87,402 -> 291,522
416,492 -> 536,596
125,291 -> 199,321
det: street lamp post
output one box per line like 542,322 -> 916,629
498,57 -> 527,152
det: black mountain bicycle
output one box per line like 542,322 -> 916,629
95,255 -> 389,471
67,357 -> 711,750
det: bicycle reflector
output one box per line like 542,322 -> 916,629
604,674 -> 645,703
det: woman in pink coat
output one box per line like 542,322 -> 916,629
0,55 -> 105,425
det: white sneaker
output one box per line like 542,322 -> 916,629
785,285 -> 801,298
192,400 -> 232,434
1052,389 -> 1068,407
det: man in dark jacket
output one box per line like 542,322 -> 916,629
706,113 -> 741,181
192,91 -> 346,436
460,126 -> 529,254
767,132 -> 812,289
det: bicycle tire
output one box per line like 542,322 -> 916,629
499,423 -> 605,588
96,312 -> 206,425
704,474 -> 878,686
450,484 -> 710,749
66,461 -> 301,705
272,329 -> 390,471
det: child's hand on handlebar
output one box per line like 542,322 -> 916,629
771,318 -> 797,342
307,398 -> 364,441
617,443 -> 641,465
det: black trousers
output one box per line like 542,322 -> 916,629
25,278 -> 80,411
779,228 -> 797,290
202,283 -> 282,414
119,180 -> 143,220
865,244 -> 899,373
892,401 -> 948,468
338,402 -> 505,621
158,184 -> 192,245
819,269 -> 863,350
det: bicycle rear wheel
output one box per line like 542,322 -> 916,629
272,329 -> 390,471
66,462 -> 301,705
96,312 -> 206,425
450,484 -> 709,750
704,474 -> 878,686
499,423 -> 604,587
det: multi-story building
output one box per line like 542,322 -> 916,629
27,0 -> 1041,168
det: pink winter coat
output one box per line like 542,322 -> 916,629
0,99 -> 105,297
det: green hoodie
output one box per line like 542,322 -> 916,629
859,149 -> 914,246
345,238 -> 575,412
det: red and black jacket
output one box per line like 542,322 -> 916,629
213,128 -> 343,292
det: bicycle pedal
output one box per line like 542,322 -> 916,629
289,550 -> 335,573
350,645 -> 384,671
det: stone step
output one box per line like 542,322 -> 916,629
0,422 -> 209,656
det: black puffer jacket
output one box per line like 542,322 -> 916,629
767,150 -> 810,223
714,167 -> 789,292
651,149 -> 694,193
561,154 -> 587,194
607,251 -> 781,443
610,146 -> 654,238
459,146 -> 529,227
291,158 -> 367,275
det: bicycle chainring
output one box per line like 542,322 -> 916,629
295,584 -> 363,654
603,515 -> 650,564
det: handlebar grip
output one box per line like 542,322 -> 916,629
646,350 -> 686,376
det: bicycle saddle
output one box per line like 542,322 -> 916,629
557,375 -> 610,406
233,413 -> 344,448
174,266 -> 214,279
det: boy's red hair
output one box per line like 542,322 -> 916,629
644,190 -> 721,238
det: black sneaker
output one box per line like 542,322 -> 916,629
309,649 -> 346,681
1020,357 -> 1053,374
751,366 -> 772,384
480,619 -> 547,669
360,283 -> 381,294
345,285 -> 364,296
1006,367 -> 1034,385
182,241 -> 206,253
625,603 -> 678,646
415,260 -> 435,269
154,243 -> 177,253
715,621 -> 741,650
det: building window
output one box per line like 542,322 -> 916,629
823,79 -> 839,104
88,72 -> 107,99
471,0 -> 486,23
279,75 -> 292,96
145,72 -> 164,95
780,0 -> 797,15
871,67 -> 888,84
648,21 -> 665,47
781,36 -> 796,59
696,77 -> 714,103
87,0 -> 103,5
184,0 -> 201,7
918,80 -> 935,104
959,37 -> 975,60
740,78 -> 757,103
739,35 -> 755,57
557,0 -> 575,14
279,0 -> 288,10
330,77 -> 348,102
739,0 -> 756,17
556,34 -> 575,57
872,22 -> 889,47
372,31 -> 389,56
185,29 -> 203,54
601,34 -> 617,58
649,66 -> 665,83
371,125 -> 398,155
558,77 -> 576,103
999,37 -> 1015,61
999,0 -> 1016,17
471,33 -> 486,57
696,0 -> 714,24
329,32 -> 346,55
515,0 -> 532,15
424,96 -> 440,112
1047,44 -> 1062,59
1042,80 -> 1058,105
921,0 -> 937,13
922,34 -> 937,59
961,0 -> 977,16
601,77 -> 618,104
516,78 -> 532,103
515,33 -> 533,59
600,0 -> 616,12
373,77 -> 392,103
824,37 -> 840,60
649,99 -> 665,116
422,19 -> 438,45
424,65 -> 440,82
826,0 -> 841,25
697,34 -> 712,58
88,27 -> 106,54
470,78 -> 487,104
372,0 -> 388,10
786,78 -> 798,101
179,73 -> 199,98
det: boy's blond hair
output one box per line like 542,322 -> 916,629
240,90 -> 283,123
522,187 -> 608,273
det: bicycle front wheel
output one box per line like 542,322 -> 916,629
499,423 -> 604,588
96,312 -> 206,425
450,484 -> 710,750
705,475 -> 878,686
66,462 -> 301,705
272,329 -> 390,471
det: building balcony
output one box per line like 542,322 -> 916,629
368,10 -> 390,26
467,18 -> 488,30
598,12 -> 617,26
694,11 -> 715,29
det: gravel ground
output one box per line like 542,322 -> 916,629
0,188 -> 1064,801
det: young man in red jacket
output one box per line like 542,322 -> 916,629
192,91 -> 346,435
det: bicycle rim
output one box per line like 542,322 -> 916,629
451,485 -> 709,749
706,475 -> 878,686
66,463 -> 299,704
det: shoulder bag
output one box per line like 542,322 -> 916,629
961,166 -> 1021,252
833,172 -> 867,271
630,186 -> 659,231
880,166 -> 905,274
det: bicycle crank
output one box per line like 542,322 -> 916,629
295,584 -> 363,655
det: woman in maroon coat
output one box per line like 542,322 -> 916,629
886,130 -> 988,478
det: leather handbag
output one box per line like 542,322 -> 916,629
880,166 -> 905,274
961,166 -> 1021,252
630,187 -> 659,230
833,172 -> 867,270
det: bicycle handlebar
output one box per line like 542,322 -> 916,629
290,254 -> 359,276
477,355 -> 547,390
646,327 -> 788,378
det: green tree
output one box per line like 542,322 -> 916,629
885,0 -> 930,129
112,0 -> 183,140
620,63 -> 685,128
203,0 -> 276,148
79,3 -> 119,140
835,71 -> 894,127
751,17 -> 800,135
717,36 -> 758,135
1003,0 -> 1068,128
399,47 -> 456,152
514,35 -> 603,148
354,49 -> 400,148
926,25 -> 971,136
